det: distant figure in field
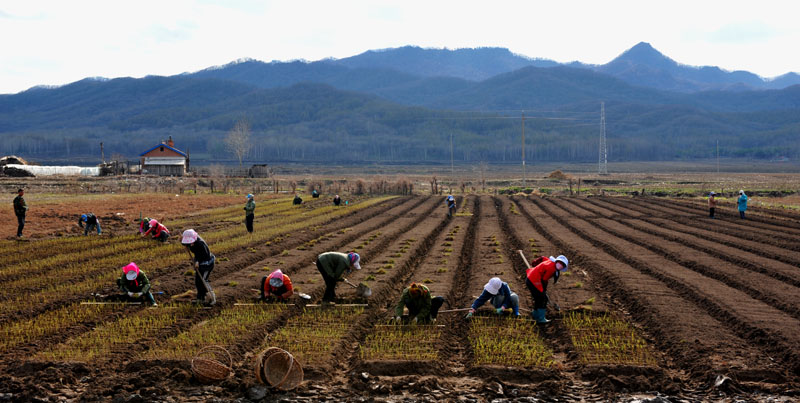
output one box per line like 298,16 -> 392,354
244,194 -> 255,233
311,189 -> 320,198
446,195 -> 456,217
466,277 -> 520,318
142,219 -> 169,242
116,262 -> 157,306
260,269 -> 294,301
737,190 -> 748,219
293,194 -> 303,205
79,213 -> 102,235
333,194 -> 341,206
13,188 -> 27,238
393,282 -> 445,324
708,192 -> 718,219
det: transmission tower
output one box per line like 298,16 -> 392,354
598,102 -> 608,175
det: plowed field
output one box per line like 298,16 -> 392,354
1,195 -> 798,402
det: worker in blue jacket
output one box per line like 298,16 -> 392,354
737,190 -> 748,219
465,277 -> 520,318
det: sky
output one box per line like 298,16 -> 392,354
1,0 -> 799,94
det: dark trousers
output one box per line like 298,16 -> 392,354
408,296 -> 445,322
739,210 -> 746,219
316,260 -> 338,302
84,222 -> 101,235
526,278 -> 548,309
245,214 -> 254,233
195,263 -> 214,300
16,214 -> 25,237
709,208 -> 715,218
157,232 -> 169,242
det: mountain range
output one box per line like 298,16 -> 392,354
1,42 -> 799,164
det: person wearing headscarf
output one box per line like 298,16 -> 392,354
260,269 -> 294,301
446,195 -> 456,217
526,254 -> 569,324
708,192 -> 718,219
182,229 -> 216,305
142,219 -> 169,242
393,282 -> 445,324
316,251 -> 361,303
244,194 -> 256,233
466,277 -> 520,318
737,190 -> 748,219
116,262 -> 157,306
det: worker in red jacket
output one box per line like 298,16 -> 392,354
260,269 -> 294,301
526,254 -> 568,323
142,219 -> 170,242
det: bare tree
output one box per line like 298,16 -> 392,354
225,119 -> 251,167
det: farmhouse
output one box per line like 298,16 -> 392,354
139,137 -> 188,176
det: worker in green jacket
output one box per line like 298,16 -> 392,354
393,283 -> 445,324
116,262 -> 157,306
315,251 -> 361,302
244,194 -> 255,233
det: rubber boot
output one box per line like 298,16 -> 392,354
534,308 -> 550,324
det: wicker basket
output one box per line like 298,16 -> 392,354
191,346 -> 232,383
254,347 -> 303,390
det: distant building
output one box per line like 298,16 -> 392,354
139,136 -> 188,176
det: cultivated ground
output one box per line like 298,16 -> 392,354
0,175 -> 799,402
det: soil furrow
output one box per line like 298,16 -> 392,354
656,197 -> 800,223
532,196 -> 800,377
559,198 -> 800,321
511,196 -> 788,385
599,196 -> 800,251
646,197 -> 800,234
577,198 -> 800,287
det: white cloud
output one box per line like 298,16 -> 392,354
1,0 -> 799,94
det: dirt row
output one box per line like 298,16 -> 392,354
511,196 -> 791,391
652,196 -> 800,223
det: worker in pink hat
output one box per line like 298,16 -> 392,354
182,229 -> 216,305
116,262 -> 157,306
260,269 -> 294,301
142,218 -> 170,242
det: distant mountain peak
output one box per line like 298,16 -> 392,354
613,42 -> 675,67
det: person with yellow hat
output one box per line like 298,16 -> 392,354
393,282 -> 445,324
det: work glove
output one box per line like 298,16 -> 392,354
393,316 -> 402,323
412,317 -> 419,324
496,307 -> 504,315
127,291 -> 134,297
465,308 -> 475,319
135,292 -> 143,298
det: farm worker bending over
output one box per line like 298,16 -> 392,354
142,219 -> 169,242
293,194 -> 303,205
333,194 -> 341,206
708,192 -> 718,219
117,262 -> 157,306
393,283 -> 445,324
244,194 -> 255,233
78,213 -> 102,235
139,217 -> 152,234
526,255 -> 568,324
316,251 -> 361,303
261,269 -> 294,301
13,188 -> 27,238
182,229 -> 216,305
737,190 -> 748,219
446,195 -> 456,217
465,277 -> 520,318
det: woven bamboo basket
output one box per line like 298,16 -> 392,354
254,347 -> 303,390
191,346 -> 232,383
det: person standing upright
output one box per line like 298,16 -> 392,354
13,188 -> 27,238
708,192 -> 718,219
737,190 -> 748,219
244,194 -> 255,233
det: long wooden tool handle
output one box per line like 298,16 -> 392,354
438,307 -> 473,313
342,278 -> 358,289
517,250 -> 531,268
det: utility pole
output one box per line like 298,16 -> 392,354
522,111 -> 526,188
100,142 -> 105,164
450,132 -> 454,178
598,102 -> 608,175
716,140 -> 720,174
